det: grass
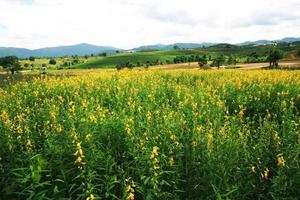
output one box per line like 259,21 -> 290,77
16,42 -> 299,71
71,49 -> 209,69
0,70 -> 299,199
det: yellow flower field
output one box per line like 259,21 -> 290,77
0,70 -> 299,199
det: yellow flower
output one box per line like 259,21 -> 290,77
26,139 -> 32,149
238,109 -> 245,118
169,156 -> 175,166
277,154 -> 285,167
150,146 -> 159,159
127,192 -> 134,200
89,115 -> 97,123
82,99 -> 87,110
50,111 -> 56,119
251,166 -> 256,173
85,134 -> 92,141
68,102 -> 75,113
56,126 -> 62,133
262,168 -> 269,179
75,156 -> 82,164
125,178 -> 135,200
86,194 -> 94,200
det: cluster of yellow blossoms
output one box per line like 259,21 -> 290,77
125,178 -> 136,200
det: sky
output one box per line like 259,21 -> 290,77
0,0 -> 299,49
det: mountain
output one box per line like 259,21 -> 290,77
207,43 -> 239,49
238,37 -> 300,46
0,43 -> 120,58
280,37 -> 300,43
0,37 -> 299,58
132,42 -> 214,51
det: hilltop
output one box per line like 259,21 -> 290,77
0,43 -> 119,58
0,37 -> 300,58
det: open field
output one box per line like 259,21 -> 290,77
70,49 -> 208,69
0,70 -> 299,199
1,60 -> 299,87
8,41 -> 299,72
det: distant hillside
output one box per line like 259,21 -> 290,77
207,43 -> 239,49
238,37 -> 300,46
0,37 -> 299,58
0,43 -> 120,58
280,37 -> 300,43
132,43 -> 214,51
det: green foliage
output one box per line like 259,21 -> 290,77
211,55 -> 225,68
227,55 -> 237,65
268,49 -> 283,68
198,55 -> 208,69
29,56 -> 35,61
0,56 -> 22,74
0,71 -> 299,199
173,45 -> 180,50
49,58 -> 57,65
24,63 -> 30,68
99,52 -> 107,57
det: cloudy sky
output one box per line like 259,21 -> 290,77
0,0 -> 299,49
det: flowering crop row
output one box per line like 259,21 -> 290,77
0,70 -> 299,199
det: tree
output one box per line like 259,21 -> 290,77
268,49 -> 282,68
0,56 -> 22,74
211,55 -> 225,69
136,61 -> 142,67
49,58 -> 57,65
227,55 -> 236,65
116,64 -> 123,71
29,56 -> 35,61
173,45 -> 180,50
99,52 -> 107,57
24,63 -> 30,68
126,61 -> 134,69
198,55 -> 208,68
72,58 -> 80,65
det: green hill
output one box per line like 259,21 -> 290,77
71,49 -> 207,69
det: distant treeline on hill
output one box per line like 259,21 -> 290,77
115,52 -> 270,70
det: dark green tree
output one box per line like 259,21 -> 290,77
49,58 -> 57,65
116,64 -> 123,71
0,56 -> 22,74
100,52 -> 107,57
29,56 -> 35,61
268,49 -> 283,68
24,63 -> 30,68
211,55 -> 225,69
173,45 -> 180,50
198,55 -> 208,68
227,55 -> 237,65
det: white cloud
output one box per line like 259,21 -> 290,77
0,0 -> 299,49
